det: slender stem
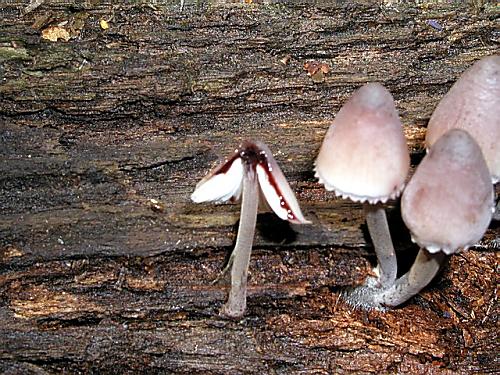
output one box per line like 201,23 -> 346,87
221,169 -> 259,318
377,248 -> 445,307
363,203 -> 397,288
493,197 -> 499,221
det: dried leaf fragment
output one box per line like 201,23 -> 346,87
41,26 -> 70,42
2,246 -> 24,259
426,19 -> 443,31
304,61 -> 330,75
149,198 -> 165,213
280,55 -> 291,65
303,61 -> 330,83
100,19 -> 109,30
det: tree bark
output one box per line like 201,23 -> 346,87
1,1 -> 498,373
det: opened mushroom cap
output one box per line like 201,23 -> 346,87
315,82 -> 410,203
426,55 -> 500,183
402,129 -> 494,255
191,140 -> 310,224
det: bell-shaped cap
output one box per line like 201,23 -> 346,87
426,55 -> 500,183
315,82 -> 410,203
402,129 -> 494,255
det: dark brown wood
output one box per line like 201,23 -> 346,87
1,1 -> 498,373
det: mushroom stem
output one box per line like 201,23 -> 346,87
221,169 -> 259,318
377,248 -> 445,307
363,203 -> 397,288
493,197 -> 500,221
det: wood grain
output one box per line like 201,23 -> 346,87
1,1 -> 498,373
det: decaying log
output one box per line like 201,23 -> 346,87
0,1 -> 498,373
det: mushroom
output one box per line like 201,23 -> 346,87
426,55 -> 500,183
426,55 -> 500,222
191,140 -> 310,318
315,82 -> 410,296
376,129 -> 494,307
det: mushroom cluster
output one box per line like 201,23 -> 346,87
191,54 -> 498,317
315,55 -> 497,310
426,55 -> 500,221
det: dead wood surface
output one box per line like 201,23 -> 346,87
0,1 -> 499,373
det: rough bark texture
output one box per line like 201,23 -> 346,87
0,1 -> 499,373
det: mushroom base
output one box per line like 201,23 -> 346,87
342,274 -> 392,311
344,249 -> 446,310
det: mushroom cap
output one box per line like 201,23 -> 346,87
314,82 -> 410,203
191,140 -> 310,224
426,55 -> 500,183
402,129 -> 494,255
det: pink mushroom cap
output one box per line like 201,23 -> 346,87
402,129 -> 494,255
315,82 -> 410,203
426,55 -> 500,183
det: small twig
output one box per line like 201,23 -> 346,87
114,267 -> 128,290
23,0 -> 44,15
333,293 -> 341,313
481,286 -> 498,324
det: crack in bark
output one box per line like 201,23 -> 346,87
118,155 -> 202,172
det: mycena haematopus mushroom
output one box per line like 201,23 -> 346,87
425,55 -> 500,220
192,140 -> 310,318
376,129 -> 494,307
315,83 -> 410,301
426,55 -> 500,183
